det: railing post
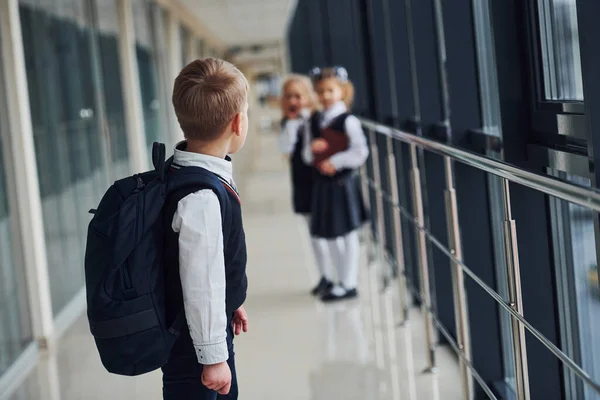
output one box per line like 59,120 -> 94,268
386,136 -> 410,325
369,130 -> 391,286
409,144 -> 437,372
501,178 -> 530,400
362,129 -> 385,369
443,157 -> 473,400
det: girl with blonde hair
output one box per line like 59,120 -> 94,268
280,74 -> 332,296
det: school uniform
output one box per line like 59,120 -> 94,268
162,142 -> 247,400
280,113 -> 333,293
302,101 -> 369,300
280,111 -> 314,214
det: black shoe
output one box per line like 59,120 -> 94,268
311,278 -> 333,296
321,287 -> 359,302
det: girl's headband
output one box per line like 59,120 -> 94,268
309,66 -> 349,83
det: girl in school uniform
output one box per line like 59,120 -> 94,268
303,66 -> 369,302
279,75 -> 333,296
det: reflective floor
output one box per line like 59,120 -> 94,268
7,122 -> 463,400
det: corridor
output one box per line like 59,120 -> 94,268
7,120 -> 461,400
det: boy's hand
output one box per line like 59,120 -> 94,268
311,138 -> 329,154
202,362 -> 231,395
318,159 -> 337,176
232,305 -> 249,335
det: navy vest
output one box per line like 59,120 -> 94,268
162,175 -> 248,329
310,111 -> 350,141
282,117 -> 315,213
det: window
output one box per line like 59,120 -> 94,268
133,0 -> 169,150
19,0 -> 131,315
92,0 -> 131,180
538,0 -> 583,101
0,21 -> 33,376
180,26 -> 190,67
549,171 -> 600,399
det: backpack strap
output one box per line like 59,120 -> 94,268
152,142 -> 167,182
166,166 -> 233,227
164,166 -> 234,337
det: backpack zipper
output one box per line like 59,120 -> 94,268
122,175 -> 144,296
122,265 -> 133,292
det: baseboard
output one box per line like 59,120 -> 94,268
0,342 -> 39,400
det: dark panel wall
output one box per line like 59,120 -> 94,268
287,0 -> 572,397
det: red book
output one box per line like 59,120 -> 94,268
313,127 -> 349,166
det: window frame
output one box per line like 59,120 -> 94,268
525,0 -> 587,147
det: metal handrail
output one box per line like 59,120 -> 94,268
360,119 -> 600,212
360,118 -> 600,397
366,177 -> 600,394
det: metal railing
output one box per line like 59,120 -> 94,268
359,118 -> 600,400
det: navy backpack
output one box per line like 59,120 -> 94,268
84,142 -> 231,376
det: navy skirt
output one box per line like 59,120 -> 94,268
310,170 -> 369,239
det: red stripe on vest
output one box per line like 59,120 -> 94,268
222,182 -> 241,205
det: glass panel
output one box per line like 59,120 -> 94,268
92,0 -> 131,180
487,175 -> 516,390
0,22 -> 34,377
180,26 -> 189,66
473,0 -> 513,388
19,0 -> 109,315
538,0 -> 584,101
473,0 -> 502,136
133,0 -> 168,150
197,39 -> 205,58
549,171 -> 600,399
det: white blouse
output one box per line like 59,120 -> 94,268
170,143 -> 237,365
301,101 -> 369,170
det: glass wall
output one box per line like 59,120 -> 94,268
133,0 -> 168,149
180,26 -> 190,66
18,0 -> 129,316
197,38 -> 205,59
538,0 -> 583,101
92,0 -> 130,180
549,171 -> 600,400
0,23 -> 34,377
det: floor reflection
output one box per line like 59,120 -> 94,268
311,301 -> 381,400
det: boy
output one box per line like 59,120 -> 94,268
162,58 -> 250,399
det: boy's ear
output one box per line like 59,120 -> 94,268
231,112 -> 242,136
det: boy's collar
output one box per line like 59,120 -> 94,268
173,141 -> 233,182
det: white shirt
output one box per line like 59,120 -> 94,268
302,101 -> 369,169
278,108 -> 311,154
171,142 -> 236,365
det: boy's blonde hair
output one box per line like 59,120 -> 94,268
281,74 -> 317,114
172,58 -> 249,141
313,67 -> 355,109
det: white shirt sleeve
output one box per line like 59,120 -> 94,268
329,115 -> 369,170
172,190 -> 228,365
278,119 -> 301,154
301,119 -> 314,165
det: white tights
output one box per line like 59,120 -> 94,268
303,215 -> 332,281
327,230 -> 360,289
303,216 -> 361,289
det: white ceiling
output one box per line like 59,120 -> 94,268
180,0 -> 298,46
